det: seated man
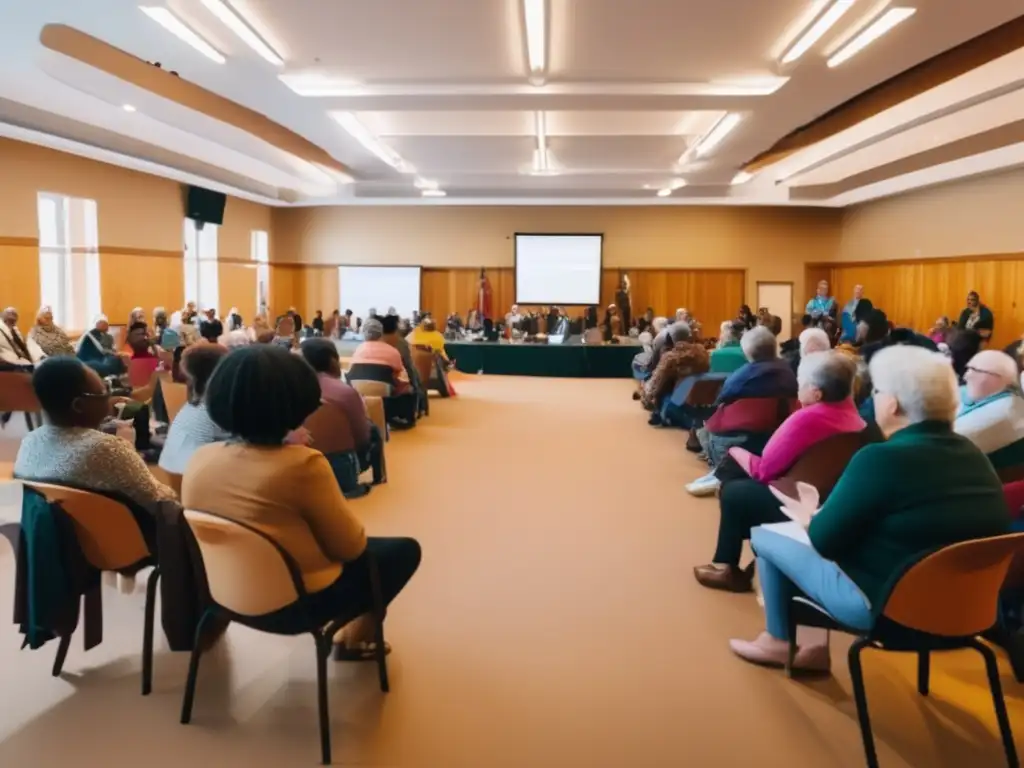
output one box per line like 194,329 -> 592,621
301,339 -> 384,487
955,349 -> 1024,469
126,322 -> 161,388
381,314 -> 425,415
0,307 -> 44,369
641,323 -> 709,420
693,352 -> 865,592
77,313 -> 127,378
709,321 -> 746,374
687,325 -> 799,497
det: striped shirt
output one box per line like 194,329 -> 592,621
158,402 -> 231,474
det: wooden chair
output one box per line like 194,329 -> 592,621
787,534 -> 1024,768
160,380 -> 189,424
180,510 -> 389,765
350,380 -> 391,399
21,481 -> 160,695
0,370 -> 41,431
411,346 -> 435,390
769,428 -> 881,502
363,396 -> 387,483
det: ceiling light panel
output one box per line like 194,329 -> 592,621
522,0 -> 547,81
781,0 -> 856,64
200,0 -> 284,65
139,6 -> 225,63
828,7 -> 917,67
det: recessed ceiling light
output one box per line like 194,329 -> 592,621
199,0 -> 283,66
139,6 -> 226,64
828,7 -> 917,68
732,171 -> 753,185
422,189 -> 447,198
522,0 -> 547,82
122,104 -> 137,112
781,0 -> 856,64
656,188 -> 672,198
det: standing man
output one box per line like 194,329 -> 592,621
806,280 -> 837,321
477,268 -> 494,321
616,272 -> 632,331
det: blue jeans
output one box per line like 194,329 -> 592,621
752,527 -> 873,641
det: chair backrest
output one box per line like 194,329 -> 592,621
303,401 -> 355,455
707,397 -> 799,434
161,380 -> 189,424
183,510 -> 302,616
770,428 -> 879,502
347,362 -> 396,385
22,481 -> 150,571
351,380 -> 391,398
685,377 -> 726,407
0,371 -> 41,413
882,533 -> 1024,636
410,346 -> 434,386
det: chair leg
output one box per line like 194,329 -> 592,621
917,649 -> 930,696
180,610 -> 214,725
368,556 -> 390,694
315,633 -> 332,765
141,567 -> 161,696
968,638 -> 1020,768
23,412 -> 35,432
51,633 -> 72,677
848,638 -> 880,768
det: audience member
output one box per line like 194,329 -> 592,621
199,309 -> 223,343
312,310 -> 325,334
274,314 -> 297,350
27,305 -> 73,358
737,305 -> 757,331
780,315 -> 812,356
14,356 -> 176,506
806,280 -> 837,320
153,307 -> 169,342
693,352 -> 865,592
929,315 -> 951,346
182,344 -> 421,660
636,307 -> 655,334
641,323 -> 709,416
128,306 -> 146,327
408,317 -> 449,362
351,318 -> 411,391
158,344 -> 230,475
954,349 -> 1024,468
0,307 -> 44,367
785,327 -> 831,374
77,313 -> 125,377
839,284 -> 865,342
728,346 -> 1009,671
958,290 -> 994,342
381,314 -> 425,413
710,321 -> 746,374
126,322 -> 160,388
948,328 -> 984,382
602,304 -> 623,341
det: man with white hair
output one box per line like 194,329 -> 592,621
954,349 -> 1024,468
0,307 -> 44,367
785,327 -> 831,374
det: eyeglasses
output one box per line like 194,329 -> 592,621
965,365 -> 999,377
76,391 -> 111,400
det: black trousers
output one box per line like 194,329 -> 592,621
712,478 -> 788,566
383,393 -> 418,424
248,537 -> 422,635
358,424 -> 386,485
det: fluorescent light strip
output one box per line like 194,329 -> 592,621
656,188 -> 672,197
535,111 -> 547,154
781,0 -> 856,64
331,112 -> 412,172
421,189 -> 447,198
695,113 -> 742,157
668,178 -> 687,190
732,171 -> 753,185
200,0 -> 283,65
828,7 -> 917,67
139,6 -> 225,64
523,0 -> 546,74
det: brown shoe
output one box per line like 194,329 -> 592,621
693,562 -> 755,593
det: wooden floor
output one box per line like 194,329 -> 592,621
0,376 -> 1021,767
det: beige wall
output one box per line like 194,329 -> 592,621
273,205 -> 842,311
838,166 -> 1024,262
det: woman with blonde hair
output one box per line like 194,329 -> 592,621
28,306 -> 74,357
249,313 -> 271,342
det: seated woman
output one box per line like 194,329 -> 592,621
182,345 -> 421,660
158,344 -> 229,475
273,314 -> 297,350
28,305 -> 74,357
641,323 -> 709,414
729,346 -> 1009,672
694,352 -> 865,592
407,317 -> 449,362
14,356 -> 176,506
77,314 -> 127,378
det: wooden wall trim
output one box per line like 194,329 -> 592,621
807,251 -> 1024,269
0,236 -> 38,247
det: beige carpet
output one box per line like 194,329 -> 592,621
0,375 -> 1020,767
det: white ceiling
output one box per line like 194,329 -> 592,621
0,0 -> 1022,206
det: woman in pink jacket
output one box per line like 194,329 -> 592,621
693,351 -> 866,593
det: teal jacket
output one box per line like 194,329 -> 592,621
808,420 -> 1010,615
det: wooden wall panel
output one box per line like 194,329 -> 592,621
99,251 -> 184,327
302,265 -> 340,323
269,264 -> 301,320
0,242 -> 41,315
813,257 -> 1024,349
218,262 -> 258,319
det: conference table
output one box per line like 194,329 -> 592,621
445,341 -> 637,378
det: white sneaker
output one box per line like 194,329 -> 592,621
686,472 -> 720,497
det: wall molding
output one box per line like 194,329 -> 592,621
807,251 -> 1024,270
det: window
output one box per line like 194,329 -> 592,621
251,229 -> 269,315
37,192 -> 101,330
183,218 -> 219,312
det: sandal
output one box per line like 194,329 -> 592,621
331,640 -> 391,662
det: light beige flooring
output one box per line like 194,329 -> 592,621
0,376 -> 1021,767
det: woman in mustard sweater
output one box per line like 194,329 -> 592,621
730,345 -> 1010,672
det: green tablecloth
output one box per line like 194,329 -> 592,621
445,342 -> 637,378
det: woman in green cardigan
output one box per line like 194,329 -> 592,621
731,345 -> 1010,672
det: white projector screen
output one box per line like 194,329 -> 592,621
515,234 -> 603,305
338,266 -> 421,321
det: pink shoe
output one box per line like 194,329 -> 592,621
729,632 -> 831,673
